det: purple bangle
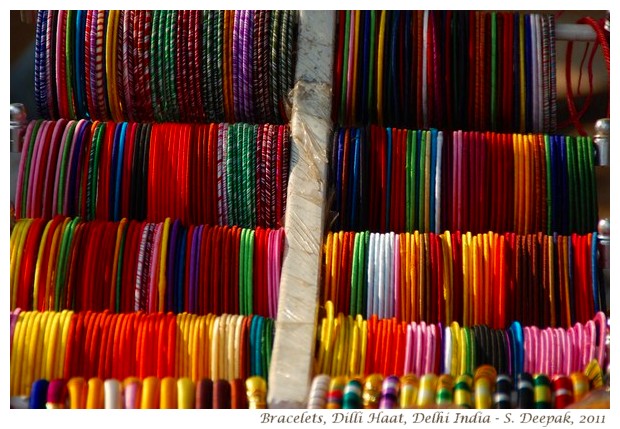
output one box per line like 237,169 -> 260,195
232,11 -> 243,121
242,10 -> 254,123
63,119 -> 88,216
188,224 -> 203,314
165,219 -> 180,312
10,309 -> 21,354
89,10 -> 99,119
34,10 -> 49,118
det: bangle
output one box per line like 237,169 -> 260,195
123,377 -> 141,409
362,374 -> 382,409
399,373 -> 419,409
231,378 -> 248,409
493,374 -> 513,409
29,379 -> 49,409
517,372 -> 534,408
213,379 -> 231,409
46,378 -> 68,409
104,378 -> 122,409
177,377 -> 195,409
533,373 -> 552,409
453,373 -> 473,409
86,377 -> 104,409
552,375 -> 573,409
570,372 -> 589,404
307,374 -> 330,409
435,373 -> 455,406
196,378 -> 213,409
417,373 -> 437,408
474,364 -> 496,409
140,376 -> 160,409
160,376 -> 177,409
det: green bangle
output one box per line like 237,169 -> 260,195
57,121 -> 78,216
246,228 -> 255,314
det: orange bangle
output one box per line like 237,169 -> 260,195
67,377 -> 87,409
86,377 -> 104,409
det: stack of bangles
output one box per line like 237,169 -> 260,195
306,366 -> 605,409
330,126 -> 597,236
15,120 -> 290,229
332,11 -> 557,133
315,302 -> 609,382
322,229 -> 603,327
14,376 -> 267,409
10,310 -> 274,399
10,217 -> 284,318
34,11 -> 297,124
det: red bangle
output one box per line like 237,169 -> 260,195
97,312 -> 112,379
63,312 -> 77,379
166,312 -> 176,378
64,221 -> 86,310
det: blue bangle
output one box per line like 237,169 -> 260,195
175,225 -> 187,314
108,122 -> 122,219
75,10 -> 87,119
350,128 -> 361,229
29,379 -> 49,409
113,122 -> 128,221
165,219 -> 180,312
509,320 -> 524,378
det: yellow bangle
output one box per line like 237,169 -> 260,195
11,219 -> 33,310
34,311 -> 51,382
45,311 -> 62,381
219,314 -> 228,380
58,310 -> 73,378
234,315 -> 244,379
177,377 -> 195,409
206,314 -> 215,379
67,377 -> 87,409
158,218 -> 171,312
177,312 -> 187,378
350,318 -> 360,377
360,318 -> 368,377
194,316 -> 205,381
226,315 -> 237,381
23,311 -> 42,396
86,377 -> 104,409
32,220 -> 53,309
211,316 -> 220,380
160,376 -> 177,409
187,313 -> 198,381
450,321 -> 460,376
140,376 -> 160,409
10,311 -> 26,395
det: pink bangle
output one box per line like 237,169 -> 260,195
584,320 -> 596,368
523,326 -> 531,373
557,327 -> 568,376
593,312 -> 608,368
404,324 -> 413,374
